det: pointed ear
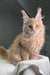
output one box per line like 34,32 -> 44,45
21,10 -> 29,23
35,8 -> 43,23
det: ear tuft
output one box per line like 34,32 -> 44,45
41,16 -> 45,19
37,7 -> 42,13
21,10 -> 26,15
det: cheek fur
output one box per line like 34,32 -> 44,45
35,25 -> 44,35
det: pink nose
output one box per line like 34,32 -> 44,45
33,30 -> 35,32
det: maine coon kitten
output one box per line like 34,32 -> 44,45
0,8 -> 45,65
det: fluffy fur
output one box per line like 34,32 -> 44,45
0,8 -> 45,65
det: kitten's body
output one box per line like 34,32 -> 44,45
0,8 -> 45,65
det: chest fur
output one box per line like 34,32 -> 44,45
21,35 -> 44,52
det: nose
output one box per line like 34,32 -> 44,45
33,29 -> 35,32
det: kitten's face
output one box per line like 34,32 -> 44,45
23,18 -> 44,36
21,8 -> 44,36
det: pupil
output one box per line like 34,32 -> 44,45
29,26 -> 32,29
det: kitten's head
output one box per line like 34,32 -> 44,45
21,8 -> 45,37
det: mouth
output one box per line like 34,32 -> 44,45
32,30 -> 40,36
32,31 -> 36,34
25,30 -> 37,36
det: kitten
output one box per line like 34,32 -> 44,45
0,8 -> 45,65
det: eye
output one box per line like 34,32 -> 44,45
29,26 -> 32,29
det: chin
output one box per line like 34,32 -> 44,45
33,31 -> 39,36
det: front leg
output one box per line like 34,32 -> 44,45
21,50 -> 29,60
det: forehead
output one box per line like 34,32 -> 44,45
27,18 -> 37,25
25,18 -> 38,25
30,18 -> 37,25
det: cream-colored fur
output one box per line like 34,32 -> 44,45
0,8 -> 45,65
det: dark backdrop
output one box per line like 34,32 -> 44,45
0,0 -> 50,58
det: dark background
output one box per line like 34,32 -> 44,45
0,0 -> 50,58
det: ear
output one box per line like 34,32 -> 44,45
35,8 -> 43,23
21,10 -> 29,23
